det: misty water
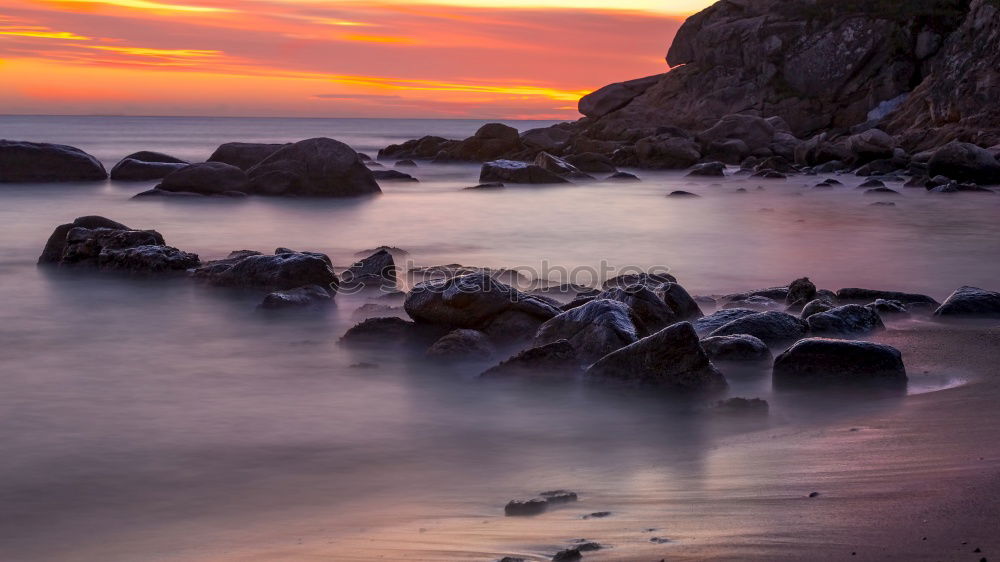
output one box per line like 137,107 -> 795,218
1,116 -> 997,560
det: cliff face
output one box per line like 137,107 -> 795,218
578,0 -> 992,145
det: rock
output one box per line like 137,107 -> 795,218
479,160 -> 569,184
870,201 -> 897,206
634,135 -> 701,169
807,304 -> 885,336
404,273 -> 561,330
598,285 -> 678,332
866,299 -> 909,316
864,187 -> 900,196
586,322 -> 727,391
606,171 -> 640,181
551,548 -> 583,562
687,161 -> 726,177
705,139 -> 750,165
836,288 -> 938,306
110,158 -> 186,181
521,125 -> 574,152
155,162 -> 248,195
395,159 -> 417,167
934,286 -> 1000,318
565,152 -> 617,173
693,308 -> 759,336
657,282 -> 704,320
603,272 -> 676,290
372,169 -> 418,182
800,298 -> 836,319
504,499 -> 548,516
0,140 -> 107,182
534,152 -> 591,179
722,295 -> 783,312
344,249 -> 397,288
38,217 -> 198,274
341,316 -> 439,345
582,512 -> 612,519
246,138 -> 381,197
712,397 -> 769,414
701,334 -> 772,362
39,215 -> 130,263
121,151 -> 187,164
208,142 -> 287,170
539,490 -> 578,504
723,287 -> 790,303
847,129 -> 896,163
533,299 -> 641,362
464,182 -> 505,190
441,123 -> 523,161
259,285 -> 332,309
773,339 -> 907,388
786,277 -> 818,305
668,190 -> 700,198
708,311 -> 808,347
191,249 -> 339,291
480,340 -> 580,377
858,179 -> 885,189
378,136 -> 455,161
578,73 -> 666,118
698,114 -> 776,154
425,329 -> 496,360
95,244 -> 201,274
926,142 -> 1000,185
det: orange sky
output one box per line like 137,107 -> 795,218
0,0 -> 712,118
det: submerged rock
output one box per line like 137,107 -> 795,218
934,286 -> 1000,318
404,272 -> 560,330
156,162 -> 248,195
693,308 -> 759,336
657,282 -> 704,320
372,169 -> 418,182
480,160 -> 569,184
598,285 -> 678,332
807,304 -> 885,336
208,142 -> 288,171
38,216 -> 198,273
533,299 -> 642,362
425,329 -> 496,360
712,397 -> 769,414
586,322 -> 727,391
836,288 -> 939,306
701,334 -> 772,362
480,340 -> 580,377
246,138 -> 381,197
259,285 -> 332,309
800,298 -> 836,319
687,161 -> 726,177
344,249 -> 396,288
504,499 -> 548,516
708,311 -> 808,347
926,142 -> 1000,185
786,277 -> 818,305
110,155 -> 186,181
773,339 -> 907,388
191,249 -> 338,291
0,140 -> 107,182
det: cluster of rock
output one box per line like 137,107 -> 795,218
37,216 -> 400,309
374,0 -> 1000,188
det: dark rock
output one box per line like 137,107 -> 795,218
786,277 -> 817,305
439,123 -> 523,161
866,299 -> 909,317
602,272 -> 676,291
712,397 -> 769,414
344,249 -> 396,288
773,339 -> 907,388
480,340 -> 580,377
807,304 -> 885,336
504,499 -> 548,516
425,329 -> 496,360
565,152 -> 617,173
687,161 -> 726,177
701,334 -> 772,362
534,299 -> 641,362
858,179 -> 886,189
534,152 -> 592,179
246,138 -> 381,197
934,286 -> 1000,318
847,129 -> 896,163
110,158 -> 186,181
0,140 -> 107,182
39,215 -> 130,263
191,249 -> 338,291
870,201 -> 897,206
479,310 -> 547,344
699,114 -> 776,154
551,548 -> 582,562
341,316 -> 431,345
634,135 -> 702,169
539,490 -> 578,504
259,285 -> 332,309
395,159 -> 417,167
372,169 -> 418,182
708,311 -> 808,347
464,182 -> 505,190
582,512 -> 612,519
926,142 -> 1000,185
606,171 -> 640,181
404,273 -> 560,330
723,287 -> 789,303
668,190 -> 700,198
693,308 -> 758,336
208,142 -> 287,170
836,288 -> 939,306
657,282 -> 704,320
599,285 -> 678,332
586,322 -> 727,392
800,298 -> 836,319
480,160 -> 569,184
95,244 -> 200,274
120,151 -> 186,164
38,217 -> 198,274
864,187 -> 900,196
722,295 -> 783,312
155,162 -> 249,195
378,136 -> 455,161
578,73 -> 666,118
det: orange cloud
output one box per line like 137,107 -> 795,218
51,0 -> 234,14
0,24 -> 90,39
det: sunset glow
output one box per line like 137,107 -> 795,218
0,0 -> 712,118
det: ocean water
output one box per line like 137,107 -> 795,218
0,115 -> 997,561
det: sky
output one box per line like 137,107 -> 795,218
0,0 -> 713,118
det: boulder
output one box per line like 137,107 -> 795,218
110,158 -> 186,181
440,123 -> 523,161
425,329 -> 496,360
687,161 -> 726,177
395,159 -> 417,167
246,138 -> 381,196
533,152 -> 592,179
208,142 -> 287,170
480,160 -> 569,184
722,295 -> 783,312
578,73 -> 665,118
520,125 -> 574,152
341,316 -> 427,345
693,308 -> 759,336
926,142 -> 1000,185
564,152 -> 617,173
836,288 -> 938,306
259,285 -> 332,309
191,249 -> 339,291
773,339 -> 907,388
480,340 -> 580,377
0,140 -> 107,182
603,272 -> 676,290
847,129 -> 897,163
634,135 -> 701,169
586,322 -> 727,392
38,217 -> 198,274
599,285 -> 678,332
39,215 -> 130,263
698,114 -> 776,154
934,286 -> 1000,318
533,299 -> 642,362
708,311 -> 809,347
372,169 -> 418,182
378,136 -> 456,161
94,244 -> 201,274
786,277 -> 818,305
343,249 -> 396,288
806,304 -> 885,336
668,190 -> 700,198
656,282 -> 704,320
120,151 -> 187,164
700,334 -> 772,362
800,298 -> 836,319
404,273 -> 561,330
866,299 -> 909,316
156,162 -> 248,195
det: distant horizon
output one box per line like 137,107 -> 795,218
0,0 -> 708,119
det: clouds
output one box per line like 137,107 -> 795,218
0,0 -> 697,117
